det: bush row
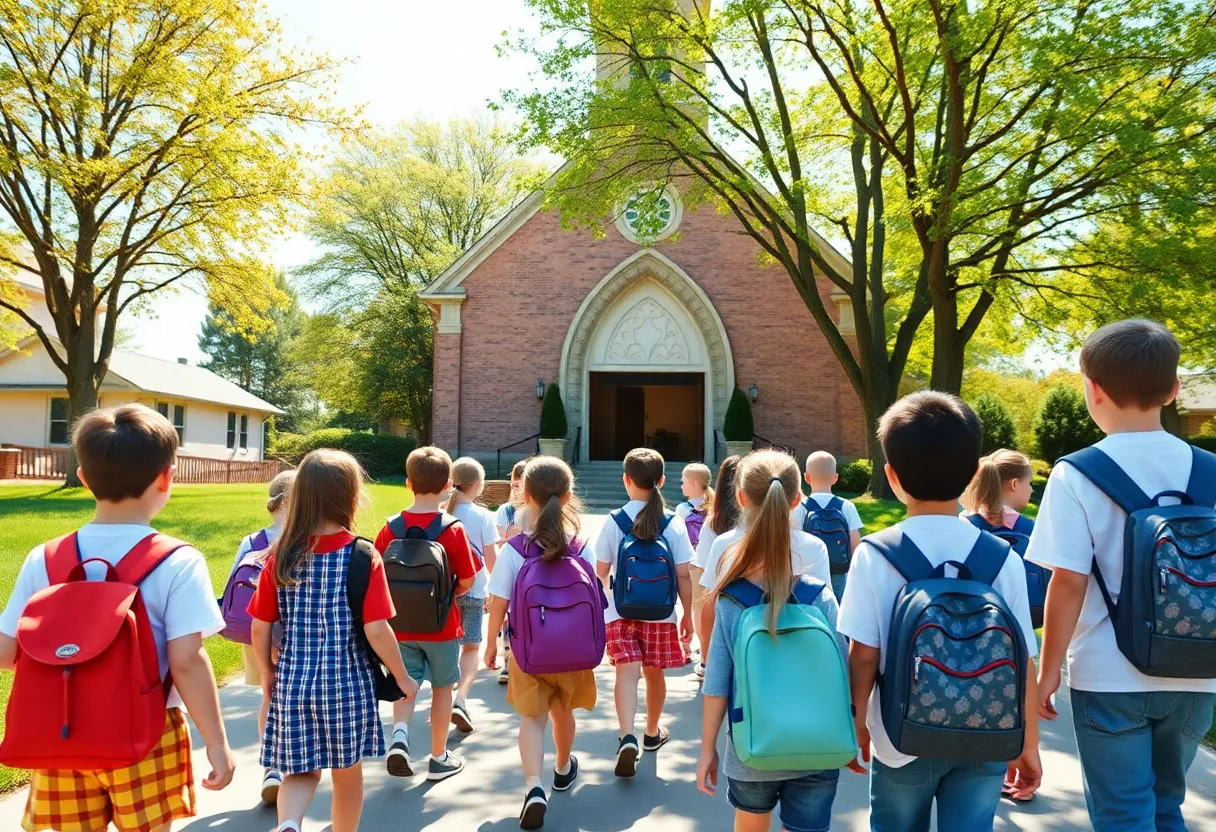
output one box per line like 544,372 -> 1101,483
270,429 -> 417,480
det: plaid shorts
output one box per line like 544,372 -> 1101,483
23,709 -> 195,832
606,619 -> 688,669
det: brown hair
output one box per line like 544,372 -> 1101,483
73,404 -> 178,501
961,449 -> 1033,525
406,445 -> 452,496
714,451 -> 801,634
878,392 -> 982,501
624,448 -> 667,541
273,449 -> 366,586
709,455 -> 742,535
266,469 -> 296,513
1080,319 -> 1180,410
522,456 -> 583,561
443,457 -> 485,512
683,463 -> 715,511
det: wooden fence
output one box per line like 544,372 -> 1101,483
1,445 -> 289,484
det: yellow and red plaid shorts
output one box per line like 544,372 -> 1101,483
22,709 -> 196,832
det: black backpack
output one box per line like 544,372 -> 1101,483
382,513 -> 460,636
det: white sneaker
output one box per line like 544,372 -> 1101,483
261,769 -> 282,805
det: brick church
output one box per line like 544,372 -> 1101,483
421,3 -> 865,465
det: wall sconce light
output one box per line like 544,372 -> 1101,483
749,384 -> 759,403
536,379 -> 546,400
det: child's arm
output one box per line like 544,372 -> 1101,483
484,595 -> 508,669
847,640 -> 880,773
1008,658 -> 1043,798
596,559 -> 612,590
251,619 -> 275,695
483,542 -> 498,575
697,603 -> 733,796
849,530 -> 862,554
699,594 -> 717,660
167,633 -> 234,790
0,634 -> 15,670
697,695 -> 727,796
364,620 -> 418,700
677,562 -> 693,643
1037,567 -> 1087,719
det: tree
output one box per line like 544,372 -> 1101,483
199,273 -> 307,431
973,393 -> 1018,455
0,0 -> 342,483
1034,385 -> 1103,461
352,286 -> 434,442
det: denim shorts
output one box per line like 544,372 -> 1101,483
727,770 -> 840,832
457,595 -> 484,646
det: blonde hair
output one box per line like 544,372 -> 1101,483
683,463 -> 715,510
624,448 -> 667,541
715,451 -> 801,635
273,449 -> 367,587
805,450 -> 837,480
266,469 -> 296,513
523,456 -> 583,562
961,449 -> 1033,525
444,457 -> 485,512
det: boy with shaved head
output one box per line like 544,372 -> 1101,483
791,451 -> 864,600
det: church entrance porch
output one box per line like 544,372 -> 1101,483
588,372 -> 704,461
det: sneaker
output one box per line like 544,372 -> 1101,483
451,699 -> 474,733
519,785 -> 548,829
427,750 -> 465,781
260,769 -> 282,805
694,661 -> 706,681
499,664 -> 510,684
552,754 -> 579,792
386,739 -> 412,778
615,734 -> 640,778
643,726 -> 670,752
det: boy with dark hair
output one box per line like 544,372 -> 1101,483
375,445 -> 477,782
0,404 -> 233,832
1028,319 -> 1216,830
838,391 -> 1041,831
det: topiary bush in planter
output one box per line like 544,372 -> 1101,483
723,388 -> 754,441
540,383 -> 568,439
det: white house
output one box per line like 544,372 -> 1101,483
0,262 -> 283,461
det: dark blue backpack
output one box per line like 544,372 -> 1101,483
1057,445 -> 1216,679
610,509 -> 678,621
964,513 -> 1050,628
802,496 -> 852,575
867,527 -> 1028,762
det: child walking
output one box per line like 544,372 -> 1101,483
495,459 -> 529,685
676,463 -> 713,664
249,449 -> 416,832
694,455 -> 742,677
697,451 -> 847,832
593,448 -> 694,777
791,451 -> 865,602
445,457 -> 499,733
485,457 -> 604,828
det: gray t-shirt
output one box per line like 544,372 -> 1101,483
702,576 -> 847,782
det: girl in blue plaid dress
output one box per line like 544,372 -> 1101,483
250,450 -> 417,832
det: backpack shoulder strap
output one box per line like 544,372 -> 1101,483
863,527 -> 935,583
720,578 -> 764,609
964,513 -> 994,532
44,533 -> 81,585
963,531 -> 1012,586
610,508 -> 633,535
1058,447 -> 1151,514
347,538 -> 375,625
115,533 -> 188,586
790,578 -> 826,607
825,496 -> 844,513
1011,513 -> 1035,536
388,513 -> 407,539
251,528 -> 271,552
1186,446 -> 1216,508
509,533 -> 536,558
426,513 -> 459,541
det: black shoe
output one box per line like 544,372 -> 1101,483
386,739 -> 412,777
643,726 -> 670,753
615,734 -> 639,777
552,754 -> 579,792
520,785 -> 548,829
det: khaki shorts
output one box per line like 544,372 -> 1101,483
506,654 -> 597,716
691,565 -> 707,613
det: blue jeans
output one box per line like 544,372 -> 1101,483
727,770 -> 839,832
1071,688 -> 1216,832
869,757 -> 1005,832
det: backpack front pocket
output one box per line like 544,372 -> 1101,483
524,601 -> 602,671
907,658 -> 1020,731
622,557 -> 673,606
1155,567 -> 1216,640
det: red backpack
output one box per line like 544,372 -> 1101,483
0,532 -> 185,770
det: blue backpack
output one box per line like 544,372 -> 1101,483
964,513 -> 1050,628
1057,445 -> 1216,679
721,578 -> 856,771
867,527 -> 1028,762
802,496 -> 852,575
610,509 -> 678,621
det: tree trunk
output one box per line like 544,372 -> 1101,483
930,333 -> 966,394
64,374 -> 101,487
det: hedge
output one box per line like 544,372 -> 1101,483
973,393 -> 1018,454
723,388 -> 754,441
269,428 -> 417,480
837,458 -> 873,494
1033,385 -> 1103,461
540,383 -> 568,440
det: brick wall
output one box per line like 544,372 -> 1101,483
434,201 -> 866,460
1182,412 -> 1214,438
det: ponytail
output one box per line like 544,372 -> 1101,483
444,457 -> 485,513
625,448 -> 667,541
961,449 -> 1033,525
522,456 -> 584,562
709,456 -> 742,535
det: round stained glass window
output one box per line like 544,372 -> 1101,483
618,187 -> 681,243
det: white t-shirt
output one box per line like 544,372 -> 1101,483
0,524 -> 225,710
694,525 -> 721,569
790,493 -> 864,532
837,515 -> 1038,768
450,502 -> 498,598
1026,431 -> 1216,694
592,500 -> 696,624
674,497 -> 705,520
486,536 -> 595,601
699,527 -> 832,593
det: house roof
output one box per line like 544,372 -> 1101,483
106,350 -> 285,414
1178,373 -> 1216,413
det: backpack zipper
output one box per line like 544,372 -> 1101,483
915,656 -> 1017,681
1161,566 -> 1216,590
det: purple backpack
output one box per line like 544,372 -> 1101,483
220,529 -> 270,644
682,501 -> 707,549
508,534 -> 607,675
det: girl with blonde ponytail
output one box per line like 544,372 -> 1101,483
961,449 -> 1034,529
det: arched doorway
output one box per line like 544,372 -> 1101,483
559,250 -> 734,461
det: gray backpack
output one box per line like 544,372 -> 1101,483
382,513 -> 459,635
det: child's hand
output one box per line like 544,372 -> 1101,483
484,641 -> 499,670
1037,666 -> 1061,721
1006,747 -> 1043,799
483,596 -> 491,613
395,673 -> 419,701
678,614 -> 694,646
847,719 -> 871,774
202,743 -> 236,790
695,748 -> 719,796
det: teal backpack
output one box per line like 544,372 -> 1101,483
722,578 -> 856,771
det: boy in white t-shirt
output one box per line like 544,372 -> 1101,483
1027,320 -> 1216,831
838,392 -> 1041,831
791,450 -> 865,601
0,404 -> 233,832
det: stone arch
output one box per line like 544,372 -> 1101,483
560,249 -> 734,460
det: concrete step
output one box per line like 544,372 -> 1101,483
573,461 -> 715,513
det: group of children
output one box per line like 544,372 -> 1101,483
1,317 -> 1214,832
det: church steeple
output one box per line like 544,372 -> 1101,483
594,0 -> 711,89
